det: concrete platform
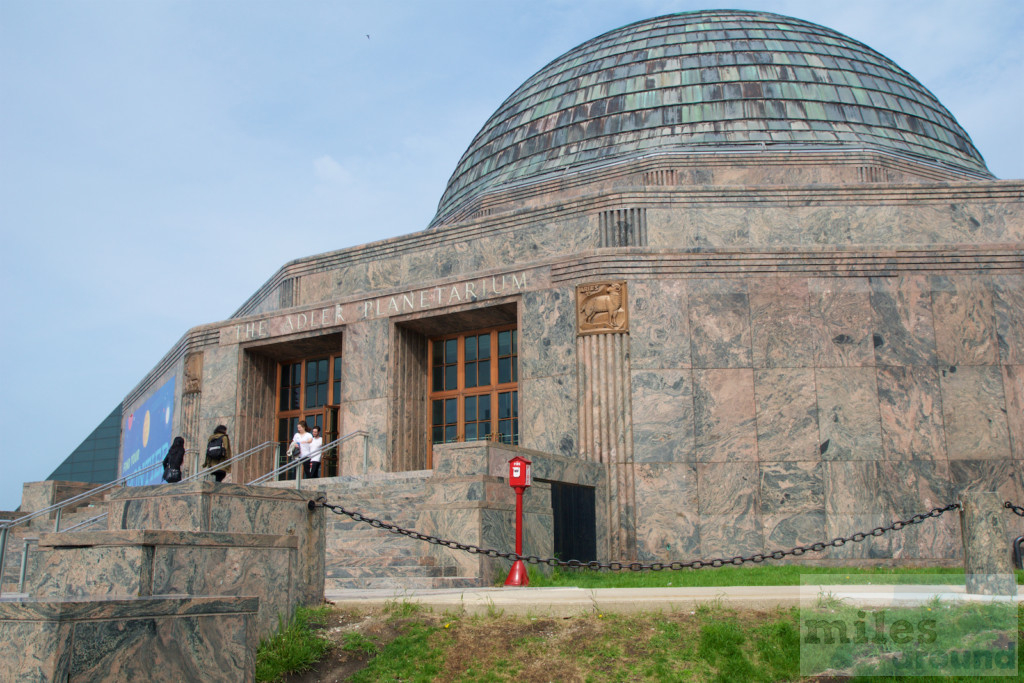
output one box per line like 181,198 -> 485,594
325,584 -> 1023,616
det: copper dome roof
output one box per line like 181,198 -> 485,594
431,10 -> 988,227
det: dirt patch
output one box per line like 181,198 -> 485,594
281,608 -> 396,683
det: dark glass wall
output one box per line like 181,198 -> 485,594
47,404 -> 121,484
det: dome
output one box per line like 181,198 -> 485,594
431,10 -> 988,227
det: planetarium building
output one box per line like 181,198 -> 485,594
106,10 -> 1022,582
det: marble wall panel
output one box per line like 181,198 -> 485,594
634,463 -> 699,561
651,206 -> 750,248
630,370 -> 694,462
465,233 -> 523,273
109,489 -> 209,532
699,514 -> 763,557
20,481 -> 56,517
825,512 -> 892,560
759,462 -> 824,515
298,271 -> 332,306
892,514 -> 961,561
754,368 -> 819,462
869,276 -> 938,367
70,611 -> 253,683
150,545 -> 295,638
403,245 -> 461,283
30,546 -> 153,599
749,277 -> 815,368
688,279 -> 752,368
697,462 -> 758,516
421,478 -> 488,506
340,398 -> 389,473
762,205 -> 901,246
873,461 -> 953,517
693,369 -> 757,462
760,462 -> 826,550
520,375 -> 577,458
520,287 -> 576,379
0,619 -> 71,683
629,279 -> 691,369
1004,366 -> 1024,459
940,365 -> 1011,460
513,217 -> 595,261
948,459 -> 1022,505
342,318 -> 389,401
414,507 -> 481,578
824,461 -> 880,517
992,274 -> 1024,365
808,278 -> 875,367
763,511 -> 826,551
0,597 -> 257,683
897,202 -> 1012,244
930,276 -> 999,366
816,367 -> 882,461
200,345 -> 240,425
877,365 -> 946,460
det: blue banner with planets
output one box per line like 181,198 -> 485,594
120,377 -> 176,485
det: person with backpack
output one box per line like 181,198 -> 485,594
162,436 -> 185,483
203,425 -> 232,482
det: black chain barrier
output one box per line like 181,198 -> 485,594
1005,501 -> 1024,517
310,497 -> 961,572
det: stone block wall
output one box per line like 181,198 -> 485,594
626,272 -> 1024,563
0,596 -> 257,683
106,481 -> 325,606
418,442 -> 558,583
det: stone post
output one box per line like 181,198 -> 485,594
959,492 -> 1017,596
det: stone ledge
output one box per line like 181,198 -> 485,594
37,530 -> 299,549
0,595 -> 259,621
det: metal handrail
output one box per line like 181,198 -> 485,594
0,453 -> 187,534
59,513 -> 108,534
0,433 -> 369,596
249,431 -> 368,486
46,440 -> 281,537
177,440 -> 278,485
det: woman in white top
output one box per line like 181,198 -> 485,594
308,426 -> 324,478
290,421 -> 313,479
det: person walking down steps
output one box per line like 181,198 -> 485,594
204,425 -> 232,482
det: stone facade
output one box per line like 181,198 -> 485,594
112,12 -> 1024,570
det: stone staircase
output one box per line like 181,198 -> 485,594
1,501 -> 108,594
308,472 -> 483,590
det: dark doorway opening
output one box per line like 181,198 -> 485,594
550,482 -> 596,563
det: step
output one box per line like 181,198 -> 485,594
327,564 -> 460,580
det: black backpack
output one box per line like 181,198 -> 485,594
206,435 -> 226,461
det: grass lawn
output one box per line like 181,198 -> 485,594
526,564 -> 1024,588
271,600 -> 1024,682
259,566 -> 1024,681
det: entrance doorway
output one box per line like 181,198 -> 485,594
550,482 -> 596,564
276,355 -> 342,478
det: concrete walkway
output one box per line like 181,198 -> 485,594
325,584 -> 1021,616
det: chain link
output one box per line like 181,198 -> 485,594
312,496 -> 961,572
1005,501 -> 1024,517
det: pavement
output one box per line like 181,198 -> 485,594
325,584 -> 1022,616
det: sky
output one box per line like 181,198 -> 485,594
1,0 -> 1021,511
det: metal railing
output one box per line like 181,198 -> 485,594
0,454 -> 186,596
0,431 -> 370,596
250,431 -> 369,488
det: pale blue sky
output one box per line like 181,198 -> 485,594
1,0 -> 1021,510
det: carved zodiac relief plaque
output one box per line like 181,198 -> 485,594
576,281 -> 629,335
